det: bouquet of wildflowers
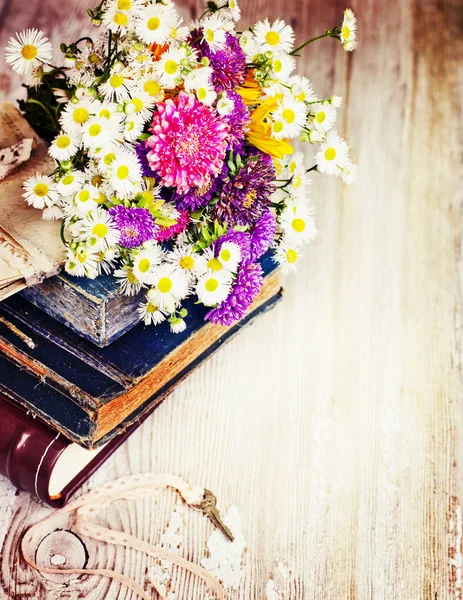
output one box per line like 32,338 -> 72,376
5,1 -> 357,333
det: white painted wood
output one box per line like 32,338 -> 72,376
0,0 -> 462,598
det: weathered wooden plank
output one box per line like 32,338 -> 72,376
0,0 -> 462,599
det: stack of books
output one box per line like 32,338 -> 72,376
0,104 -> 283,507
0,262 -> 282,506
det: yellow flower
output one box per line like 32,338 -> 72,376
236,70 -> 263,105
247,95 -> 294,160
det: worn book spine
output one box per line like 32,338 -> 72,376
21,272 -> 146,347
0,393 -> 154,507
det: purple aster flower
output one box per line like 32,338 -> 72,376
206,262 -> 264,326
109,205 -> 157,248
194,32 -> 247,93
214,149 -> 276,226
172,162 -> 229,212
135,141 -> 157,178
214,229 -> 252,264
223,91 -> 251,151
250,211 -> 277,261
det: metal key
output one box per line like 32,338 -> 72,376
191,489 -> 234,542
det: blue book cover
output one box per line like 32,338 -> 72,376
0,253 -> 282,448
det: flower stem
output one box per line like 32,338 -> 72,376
26,98 -> 57,128
306,165 -> 318,173
290,30 -> 332,56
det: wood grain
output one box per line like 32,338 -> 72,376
0,0 -> 463,598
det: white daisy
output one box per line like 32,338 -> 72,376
316,130 -> 351,176
330,95 -> 343,108
308,102 -> 337,133
96,247 -> 119,275
131,246 -> 164,284
196,271 -> 232,307
147,265 -> 190,312
198,246 -> 227,274
169,317 -> 187,334
216,94 -> 235,116
139,73 -> 165,102
155,46 -> 187,88
98,150 -> 118,171
308,129 -> 325,143
340,9 -> 358,51
79,208 -> 120,250
183,66 -> 213,93
5,29 -> 52,76
60,98 -> 97,134
239,30 -> 261,61
42,205 -> 64,220
57,170 -> 85,196
135,2 -> 177,45
342,162 -> 358,184
196,85 -> 217,106
253,19 -> 294,54
217,242 -> 241,273
124,89 -> 155,122
103,3 -> 140,35
49,132 -> 80,161
280,205 -> 318,246
123,114 -> 146,143
168,15 -> 189,43
22,174 -> 58,209
99,67 -> 135,102
81,116 -> 118,152
65,247 -> 100,278
107,149 -> 142,199
273,242 -> 302,274
137,300 -> 168,326
271,54 -> 296,82
166,244 -> 202,280
223,0 -> 241,22
95,101 -> 125,127
271,97 -> 307,139
114,263 -> 143,295
71,185 -> 100,218
288,75 -> 317,103
202,13 -> 229,53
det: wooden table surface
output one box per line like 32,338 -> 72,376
1,0 -> 462,598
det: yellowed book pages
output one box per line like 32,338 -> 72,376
0,102 -> 65,301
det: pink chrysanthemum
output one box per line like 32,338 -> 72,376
146,92 -> 230,195
155,210 -> 190,243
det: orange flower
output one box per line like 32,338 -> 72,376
236,70 -> 263,105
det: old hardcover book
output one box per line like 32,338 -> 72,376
0,103 -> 65,301
21,271 -> 148,347
0,393 -> 157,507
0,255 -> 282,449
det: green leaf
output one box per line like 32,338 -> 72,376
191,208 -> 204,220
155,216 -> 177,227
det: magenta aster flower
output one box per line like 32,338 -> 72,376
206,262 -> 264,326
250,211 -> 277,261
109,205 -> 157,248
155,210 -> 190,243
146,92 -> 230,195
